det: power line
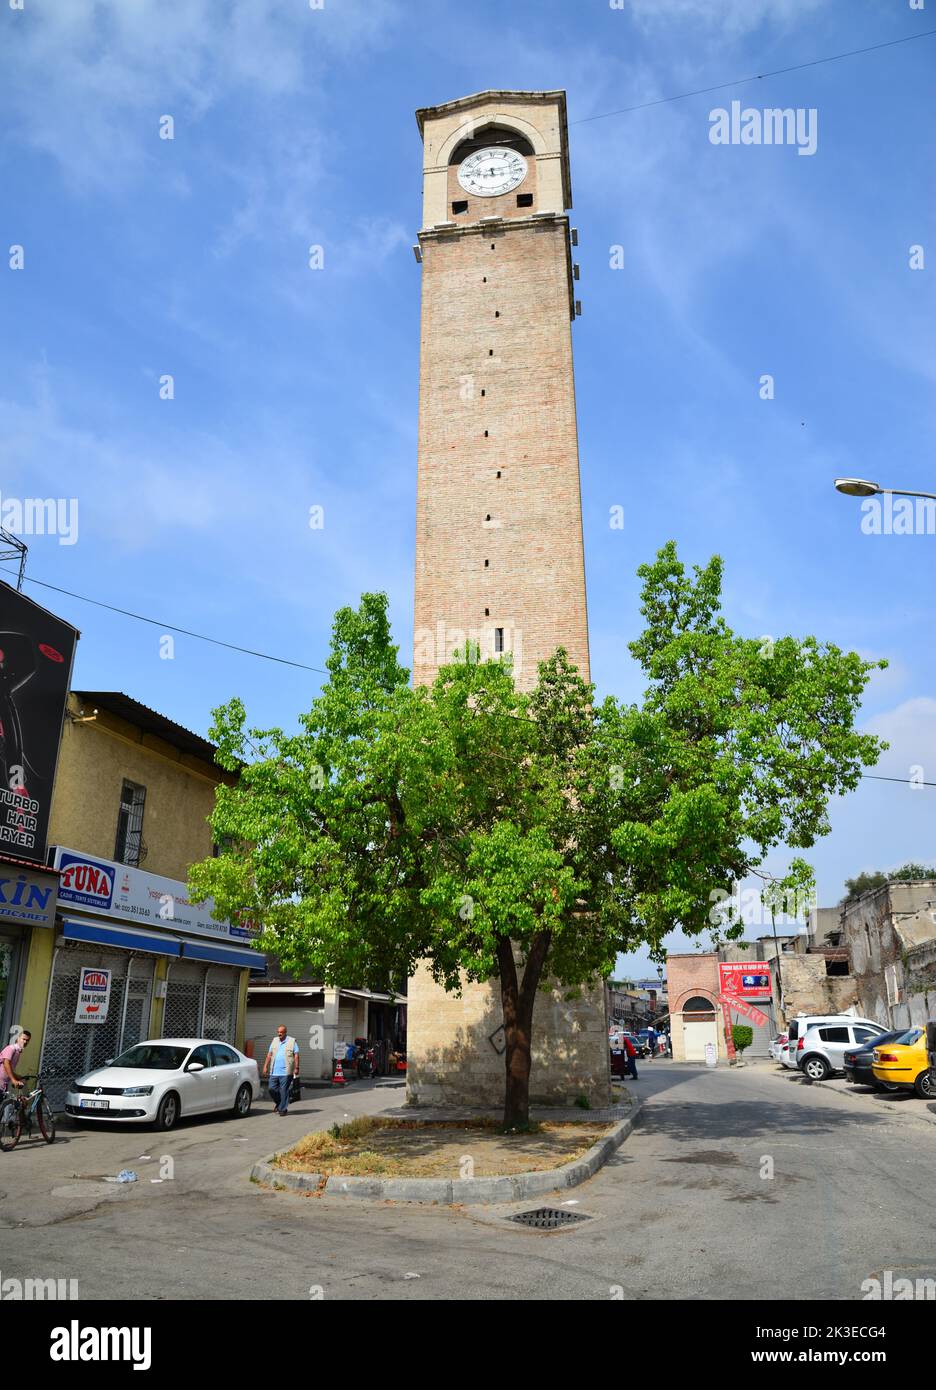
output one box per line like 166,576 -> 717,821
862,773 -> 936,789
574,27 -> 936,124
2,565 -> 931,790
0,566 -> 329,676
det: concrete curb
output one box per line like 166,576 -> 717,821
250,1101 -> 643,1204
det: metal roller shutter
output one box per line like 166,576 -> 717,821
203,968 -> 237,1043
163,961 -> 206,1039
39,942 -> 155,1108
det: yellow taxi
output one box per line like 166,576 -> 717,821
871,1026 -> 936,1099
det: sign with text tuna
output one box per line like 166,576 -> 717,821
718,961 -> 772,1000
0,583 -> 78,864
52,846 -> 256,944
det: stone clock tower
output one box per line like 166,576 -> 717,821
407,91 -> 608,1109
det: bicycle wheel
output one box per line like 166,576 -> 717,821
0,1099 -> 21,1151
36,1096 -> 56,1143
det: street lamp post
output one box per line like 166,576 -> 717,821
834,478 -> 936,503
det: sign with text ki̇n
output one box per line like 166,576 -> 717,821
718,961 -> 772,1000
75,966 -> 112,1025
0,584 -> 78,863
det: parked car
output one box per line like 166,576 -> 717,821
844,1030 -> 907,1088
871,1027 -> 936,1099
784,1013 -> 882,1072
797,1020 -> 888,1080
65,1039 -> 260,1131
627,1032 -> 651,1059
769,1033 -> 788,1061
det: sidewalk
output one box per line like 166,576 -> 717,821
766,1060 -> 936,1125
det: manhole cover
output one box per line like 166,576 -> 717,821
509,1206 -> 592,1230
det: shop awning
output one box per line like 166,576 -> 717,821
178,937 -> 265,968
339,988 -> 408,1005
247,985 -> 323,995
61,917 -> 181,957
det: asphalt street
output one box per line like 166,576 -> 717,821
2,1062 -> 935,1300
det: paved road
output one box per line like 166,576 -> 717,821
3,1062 -> 935,1300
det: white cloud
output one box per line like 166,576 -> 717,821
863,697 -> 936,784
626,0 -> 828,40
4,0 -> 399,193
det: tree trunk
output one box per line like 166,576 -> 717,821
497,931 -> 551,1130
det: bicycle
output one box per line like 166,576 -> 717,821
0,1075 -> 56,1151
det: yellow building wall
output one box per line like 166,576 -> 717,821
18,927 -> 56,1059
47,696 -> 221,881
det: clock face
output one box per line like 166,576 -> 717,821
457,147 -> 528,198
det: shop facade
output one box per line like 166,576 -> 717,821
246,982 -> 407,1079
36,848 -> 263,1106
0,854 -> 61,1046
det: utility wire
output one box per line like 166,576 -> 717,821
574,27 -> 936,124
0,566 -> 329,676
2,566 -> 931,789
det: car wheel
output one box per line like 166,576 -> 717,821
154,1092 -> 180,1131
803,1056 -> 829,1081
233,1083 -> 252,1118
914,1069 -> 936,1100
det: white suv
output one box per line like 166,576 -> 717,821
796,1018 -> 887,1080
783,1014 -> 881,1072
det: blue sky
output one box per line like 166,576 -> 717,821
2,0 -> 935,979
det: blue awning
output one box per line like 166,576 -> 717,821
61,917 -> 181,957
179,938 -> 265,969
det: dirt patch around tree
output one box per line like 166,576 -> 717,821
272,1115 -> 614,1179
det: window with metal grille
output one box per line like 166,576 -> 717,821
494,628 -> 504,653
114,779 -> 147,866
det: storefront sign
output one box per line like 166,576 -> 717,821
75,966 -> 112,1024
52,846 -> 255,944
0,586 -> 78,863
719,993 -> 770,1027
718,961 -> 772,1000
0,862 -> 57,929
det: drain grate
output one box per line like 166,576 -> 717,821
509,1206 -> 592,1231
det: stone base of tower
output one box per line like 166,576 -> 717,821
405,962 -> 611,1109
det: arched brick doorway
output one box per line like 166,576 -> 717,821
679,993 -> 719,1062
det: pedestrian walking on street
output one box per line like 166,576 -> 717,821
624,1034 -> 639,1080
263,1025 -> 300,1116
647,1026 -> 657,1059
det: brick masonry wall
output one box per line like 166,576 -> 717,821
413,214 -> 588,692
407,97 -> 606,1109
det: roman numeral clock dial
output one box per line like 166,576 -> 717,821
457,146 -> 528,197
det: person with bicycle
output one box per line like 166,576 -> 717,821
0,1028 -> 30,1094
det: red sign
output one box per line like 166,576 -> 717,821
719,993 -> 769,1027
718,961 -> 771,1000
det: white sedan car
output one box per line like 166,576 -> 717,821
65,1038 -> 260,1131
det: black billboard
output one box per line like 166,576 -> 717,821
0,582 -> 78,863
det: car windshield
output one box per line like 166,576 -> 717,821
858,1030 -> 903,1050
108,1044 -> 190,1070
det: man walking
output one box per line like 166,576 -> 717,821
623,1033 -> 639,1081
263,1024 -> 300,1116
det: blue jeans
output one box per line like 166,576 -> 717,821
626,1055 -> 639,1080
269,1075 -> 292,1114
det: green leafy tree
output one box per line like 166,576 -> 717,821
842,863 -> 936,902
732,1024 -> 754,1057
190,545 -> 886,1129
